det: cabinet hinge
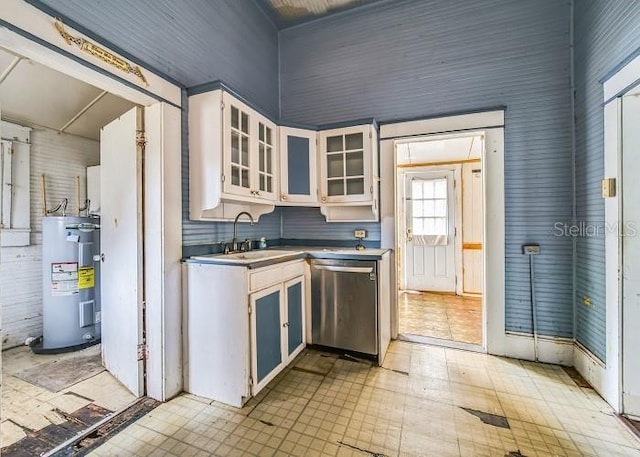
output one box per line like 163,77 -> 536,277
248,376 -> 253,394
248,302 -> 252,315
137,343 -> 148,361
370,186 -> 373,194
222,174 -> 226,183
221,101 -> 225,110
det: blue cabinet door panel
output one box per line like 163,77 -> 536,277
287,136 -> 311,195
256,290 -> 282,382
287,282 -> 303,355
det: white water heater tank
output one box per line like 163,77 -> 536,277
41,216 -> 101,351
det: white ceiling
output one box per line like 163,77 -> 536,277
397,134 -> 484,165
260,0 -> 380,28
0,46 -> 134,141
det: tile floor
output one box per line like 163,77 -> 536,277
1,344 -> 136,449
398,291 -> 482,345
89,342 -> 640,456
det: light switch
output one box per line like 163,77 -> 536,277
354,229 -> 367,239
602,178 -> 616,198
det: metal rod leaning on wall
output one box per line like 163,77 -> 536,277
41,174 -> 47,216
76,175 -> 81,216
530,254 -> 539,362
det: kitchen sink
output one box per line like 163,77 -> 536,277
191,249 -> 301,264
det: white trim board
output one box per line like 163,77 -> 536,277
0,0 -> 181,107
600,98 -> 623,412
380,110 -> 504,139
503,333 -> 574,366
604,52 -> 640,102
380,111 -> 505,356
574,342 -> 608,398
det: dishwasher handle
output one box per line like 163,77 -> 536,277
313,265 -> 374,274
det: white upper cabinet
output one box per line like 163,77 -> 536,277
189,86 -> 379,222
318,124 -> 379,222
319,125 -> 374,204
222,92 -> 278,203
189,88 -> 277,221
279,126 -> 318,206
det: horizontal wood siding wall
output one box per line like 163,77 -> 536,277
279,0 -> 574,337
573,1 -> 640,362
1,127 -> 99,348
33,0 -> 281,249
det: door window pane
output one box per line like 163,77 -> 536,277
346,178 -> 364,195
411,177 -> 448,235
345,133 -> 363,150
345,151 -> 364,176
327,135 -> 343,152
231,132 -> 239,164
328,179 -> 344,196
231,107 -> 239,129
241,112 -> 249,134
327,154 -> 344,178
241,136 -> 249,166
259,144 -> 265,170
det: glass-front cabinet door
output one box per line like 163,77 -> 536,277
319,125 -> 372,203
223,94 -> 254,198
255,119 -> 278,201
222,93 -> 278,202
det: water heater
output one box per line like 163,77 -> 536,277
40,216 -> 101,352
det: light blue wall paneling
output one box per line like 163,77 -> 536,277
573,1 -> 640,362
32,0 -> 281,251
281,207 -> 380,244
33,0 -> 280,116
279,0 -> 573,337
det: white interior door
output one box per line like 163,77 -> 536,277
622,92 -> 640,416
403,170 -> 456,292
100,106 -> 144,396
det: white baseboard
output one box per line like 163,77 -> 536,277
573,342 -> 621,412
500,332 -> 574,366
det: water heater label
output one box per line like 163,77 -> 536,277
78,267 -> 95,289
51,262 -> 79,296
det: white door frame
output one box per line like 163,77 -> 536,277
1,1 -> 183,401
595,52 -> 640,413
380,111 -> 505,355
397,165 -> 462,294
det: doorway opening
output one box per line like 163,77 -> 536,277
0,45 -> 145,454
395,133 -> 485,348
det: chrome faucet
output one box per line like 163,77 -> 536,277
232,211 -> 254,252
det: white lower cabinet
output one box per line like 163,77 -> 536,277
183,259 -> 306,407
250,276 -> 305,394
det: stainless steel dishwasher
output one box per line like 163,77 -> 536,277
310,259 -> 378,356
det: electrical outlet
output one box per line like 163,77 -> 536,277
354,229 -> 367,239
522,244 -> 540,255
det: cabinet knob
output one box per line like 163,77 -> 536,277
282,322 -> 290,328
281,194 -> 287,200
321,196 -> 327,202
